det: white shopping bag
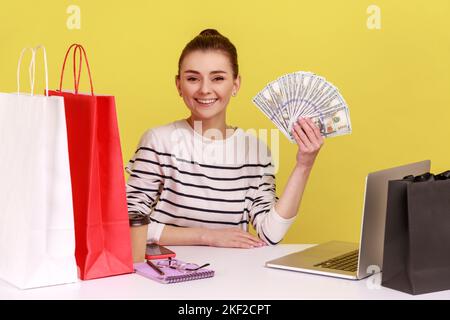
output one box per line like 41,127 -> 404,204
0,46 -> 78,289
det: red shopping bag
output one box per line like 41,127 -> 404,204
49,44 -> 133,280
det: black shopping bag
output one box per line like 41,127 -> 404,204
382,171 -> 450,295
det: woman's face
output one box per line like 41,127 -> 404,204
176,50 -> 240,122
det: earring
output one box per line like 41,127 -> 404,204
232,92 -> 236,97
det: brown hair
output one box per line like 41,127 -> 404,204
177,29 -> 239,79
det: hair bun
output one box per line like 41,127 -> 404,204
199,29 -> 222,37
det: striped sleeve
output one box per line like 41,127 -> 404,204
125,130 -> 165,242
250,166 -> 295,246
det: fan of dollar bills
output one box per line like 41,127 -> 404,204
252,71 -> 352,142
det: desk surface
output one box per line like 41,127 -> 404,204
1,244 -> 449,300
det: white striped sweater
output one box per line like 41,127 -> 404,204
125,120 -> 295,245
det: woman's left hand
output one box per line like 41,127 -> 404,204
291,117 -> 324,169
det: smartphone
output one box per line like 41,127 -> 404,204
145,244 -> 176,260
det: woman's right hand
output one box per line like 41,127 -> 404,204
201,228 -> 267,248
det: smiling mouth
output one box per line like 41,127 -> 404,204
195,98 -> 218,106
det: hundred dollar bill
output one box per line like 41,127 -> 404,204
310,107 -> 352,138
287,106 -> 352,141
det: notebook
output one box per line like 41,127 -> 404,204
134,260 -> 215,284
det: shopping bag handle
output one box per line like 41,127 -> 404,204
73,45 -> 83,94
16,45 -> 49,96
403,171 -> 450,182
59,43 -> 94,95
16,47 -> 35,95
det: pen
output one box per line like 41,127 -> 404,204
146,260 -> 165,276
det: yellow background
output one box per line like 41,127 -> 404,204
1,0 -> 449,244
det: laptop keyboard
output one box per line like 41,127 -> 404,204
314,250 -> 359,272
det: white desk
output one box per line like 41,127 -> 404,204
1,244 -> 449,300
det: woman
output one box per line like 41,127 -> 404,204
126,29 -> 323,248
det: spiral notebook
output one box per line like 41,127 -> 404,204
134,260 -> 215,284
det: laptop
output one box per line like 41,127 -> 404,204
265,160 -> 431,280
